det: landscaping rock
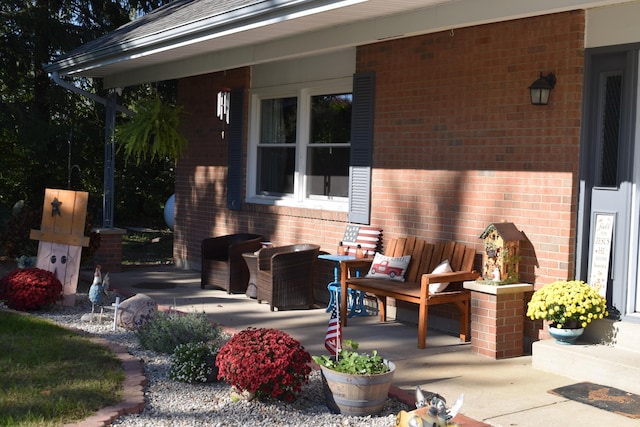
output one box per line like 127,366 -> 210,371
117,293 -> 157,329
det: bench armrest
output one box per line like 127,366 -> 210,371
420,270 -> 480,295
421,270 -> 480,285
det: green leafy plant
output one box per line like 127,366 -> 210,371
312,339 -> 391,375
0,267 -> 63,311
0,205 -> 40,259
527,280 -> 608,328
216,328 -> 312,402
170,341 -> 226,383
116,96 -> 187,164
137,311 -> 222,353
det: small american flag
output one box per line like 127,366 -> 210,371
324,305 -> 342,355
342,225 -> 383,257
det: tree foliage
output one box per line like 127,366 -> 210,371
0,0 -> 175,234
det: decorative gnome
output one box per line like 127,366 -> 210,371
396,387 -> 463,427
88,265 -> 110,320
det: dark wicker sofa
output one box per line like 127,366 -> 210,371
200,233 -> 263,293
256,244 -> 320,311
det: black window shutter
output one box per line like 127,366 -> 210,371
227,88 -> 244,210
348,72 -> 375,224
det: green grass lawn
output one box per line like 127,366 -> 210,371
0,311 -> 124,427
0,229 -> 172,425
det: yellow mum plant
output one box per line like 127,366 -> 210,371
527,280 -> 608,328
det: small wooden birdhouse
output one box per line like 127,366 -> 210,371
479,222 -> 524,284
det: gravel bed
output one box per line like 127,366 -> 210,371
29,292 -> 410,426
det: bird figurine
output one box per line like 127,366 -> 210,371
396,387 -> 463,427
89,265 -> 110,321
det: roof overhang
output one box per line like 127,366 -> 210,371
44,0 -> 630,88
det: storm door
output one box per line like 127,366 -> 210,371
578,50 -> 637,319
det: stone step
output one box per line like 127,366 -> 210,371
532,338 -> 640,395
582,318 -> 640,352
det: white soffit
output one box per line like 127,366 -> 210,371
58,0 -> 633,88
586,1 -> 640,48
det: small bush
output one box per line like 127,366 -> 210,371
0,206 -> 40,259
136,311 -> 221,353
170,341 -> 221,383
216,328 -> 312,402
0,268 -> 63,311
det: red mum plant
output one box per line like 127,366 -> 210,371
216,327 -> 312,402
0,268 -> 63,311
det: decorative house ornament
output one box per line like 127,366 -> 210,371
29,189 -> 90,305
479,222 -> 525,284
217,89 -> 230,124
51,197 -> 62,216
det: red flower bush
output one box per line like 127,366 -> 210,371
216,327 -> 312,402
0,268 -> 63,311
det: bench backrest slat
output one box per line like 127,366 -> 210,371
383,237 -> 475,283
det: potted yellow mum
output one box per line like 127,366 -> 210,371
527,280 -> 608,344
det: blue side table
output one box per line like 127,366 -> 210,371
318,254 -> 368,317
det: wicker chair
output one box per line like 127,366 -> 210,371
201,233 -> 263,293
256,244 -> 320,311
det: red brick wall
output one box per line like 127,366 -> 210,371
357,11 -> 584,286
175,11 -> 585,347
175,68 -> 251,268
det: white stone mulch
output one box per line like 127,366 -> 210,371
26,292 -> 409,426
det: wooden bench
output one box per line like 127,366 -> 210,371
339,237 -> 480,349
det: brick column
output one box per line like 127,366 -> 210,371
92,228 -> 126,273
463,282 -> 533,359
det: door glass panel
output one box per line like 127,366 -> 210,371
597,74 -> 622,187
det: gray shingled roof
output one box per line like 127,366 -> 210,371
44,0 -> 306,73
55,0 -> 259,56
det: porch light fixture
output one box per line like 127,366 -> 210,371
529,72 -> 556,105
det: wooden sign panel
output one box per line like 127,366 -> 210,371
588,212 -> 615,298
29,189 -> 90,247
30,189 -> 90,306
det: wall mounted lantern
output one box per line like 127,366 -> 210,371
529,72 -> 556,105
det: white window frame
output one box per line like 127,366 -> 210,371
246,77 -> 352,211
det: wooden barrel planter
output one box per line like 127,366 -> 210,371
319,361 -> 396,416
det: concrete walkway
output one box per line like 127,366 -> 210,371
106,265 -> 638,427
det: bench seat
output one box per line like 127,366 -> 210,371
340,237 -> 479,349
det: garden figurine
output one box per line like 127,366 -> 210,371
89,265 -> 110,320
396,386 -> 463,427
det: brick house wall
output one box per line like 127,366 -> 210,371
175,11 -> 585,350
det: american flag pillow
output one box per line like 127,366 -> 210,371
342,225 -> 383,257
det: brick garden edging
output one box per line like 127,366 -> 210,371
62,336 -> 146,427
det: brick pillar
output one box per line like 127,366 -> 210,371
92,228 -> 126,273
464,282 -> 534,359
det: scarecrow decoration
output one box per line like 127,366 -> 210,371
30,188 -> 90,306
